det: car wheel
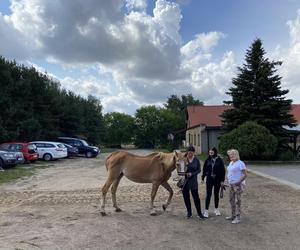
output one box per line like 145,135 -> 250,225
0,158 -> 4,169
86,152 -> 92,158
43,153 -> 52,161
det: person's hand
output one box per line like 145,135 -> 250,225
186,173 -> 192,178
220,182 -> 224,186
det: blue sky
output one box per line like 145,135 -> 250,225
1,0 -> 300,115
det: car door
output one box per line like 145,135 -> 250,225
73,140 -> 85,154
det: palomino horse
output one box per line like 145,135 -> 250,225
100,150 -> 186,216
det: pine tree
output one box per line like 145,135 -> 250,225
222,39 -> 296,138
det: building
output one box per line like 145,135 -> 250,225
186,104 -> 300,154
185,105 -> 231,154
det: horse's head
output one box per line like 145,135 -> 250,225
174,150 -> 187,174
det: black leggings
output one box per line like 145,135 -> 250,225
205,180 -> 221,210
182,186 -> 202,216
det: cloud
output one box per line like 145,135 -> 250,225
277,9 -> 300,103
0,0 -> 236,114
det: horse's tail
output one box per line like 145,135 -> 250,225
105,151 -> 123,171
105,152 -> 115,171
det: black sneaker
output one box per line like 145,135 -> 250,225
186,214 -> 192,219
197,214 -> 205,220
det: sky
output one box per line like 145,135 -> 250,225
1,0 -> 300,115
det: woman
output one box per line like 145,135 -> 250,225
226,149 -> 247,224
182,145 -> 205,219
201,147 -> 225,218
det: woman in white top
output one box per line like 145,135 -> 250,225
226,149 -> 247,224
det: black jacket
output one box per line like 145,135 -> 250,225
201,156 -> 225,183
185,157 -> 201,190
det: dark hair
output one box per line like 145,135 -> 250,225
187,145 -> 195,152
209,147 -> 218,157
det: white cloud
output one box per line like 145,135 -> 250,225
0,0 -> 236,114
276,9 -> 300,103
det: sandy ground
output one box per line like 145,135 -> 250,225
0,149 -> 300,250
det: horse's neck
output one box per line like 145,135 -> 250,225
161,153 -> 176,172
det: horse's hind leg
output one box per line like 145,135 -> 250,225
161,181 -> 173,211
111,173 -> 124,212
100,176 -> 114,216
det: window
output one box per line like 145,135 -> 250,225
194,134 -> 196,146
198,134 -> 200,146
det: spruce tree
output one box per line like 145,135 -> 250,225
222,39 -> 296,138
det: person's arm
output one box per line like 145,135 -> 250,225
220,158 -> 226,184
235,162 -> 247,185
236,169 -> 247,185
201,159 -> 208,181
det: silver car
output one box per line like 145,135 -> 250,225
0,150 -> 24,170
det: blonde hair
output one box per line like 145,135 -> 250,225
227,149 -> 240,160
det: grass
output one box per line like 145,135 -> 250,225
0,162 -> 53,184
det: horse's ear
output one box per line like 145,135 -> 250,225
174,150 -> 178,157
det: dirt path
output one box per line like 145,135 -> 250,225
0,150 -> 300,250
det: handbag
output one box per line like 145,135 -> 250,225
176,178 -> 185,189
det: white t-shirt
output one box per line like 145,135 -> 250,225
227,160 -> 246,185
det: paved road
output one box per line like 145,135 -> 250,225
247,163 -> 300,189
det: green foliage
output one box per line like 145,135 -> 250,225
222,39 -> 296,140
0,56 -> 104,144
103,112 -> 135,147
219,121 -> 278,160
134,106 -> 182,148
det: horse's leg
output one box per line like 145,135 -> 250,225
150,182 -> 160,216
100,176 -> 115,216
111,173 -> 124,212
161,181 -> 173,211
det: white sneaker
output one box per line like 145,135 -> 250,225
203,210 -> 209,218
231,218 -> 241,224
214,208 -> 221,216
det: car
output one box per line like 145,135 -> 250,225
0,149 -> 24,169
56,137 -> 100,158
0,142 -> 39,163
63,143 -> 79,158
30,141 -> 68,161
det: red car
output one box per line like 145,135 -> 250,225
0,142 -> 39,163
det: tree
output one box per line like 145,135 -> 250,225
164,94 -> 203,145
134,106 -> 162,148
222,39 -> 296,139
219,121 -> 278,160
103,112 -> 135,147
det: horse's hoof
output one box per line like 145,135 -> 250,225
150,211 -> 157,216
100,211 -> 107,216
162,205 -> 167,211
115,208 -> 122,212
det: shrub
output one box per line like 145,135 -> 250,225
219,121 -> 278,160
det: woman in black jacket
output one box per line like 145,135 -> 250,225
201,147 -> 225,218
182,145 -> 205,219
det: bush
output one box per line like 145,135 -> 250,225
219,121 -> 278,160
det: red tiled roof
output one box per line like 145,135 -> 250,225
291,104 -> 300,123
187,104 -> 300,128
187,105 -> 232,128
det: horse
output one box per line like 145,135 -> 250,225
100,150 -> 186,216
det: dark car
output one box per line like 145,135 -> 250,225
63,143 -> 79,158
56,137 -> 100,158
0,142 -> 39,163
0,149 -> 24,169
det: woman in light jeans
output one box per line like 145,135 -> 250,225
226,149 -> 247,224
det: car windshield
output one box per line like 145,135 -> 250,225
81,140 -> 89,146
28,144 -> 37,150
